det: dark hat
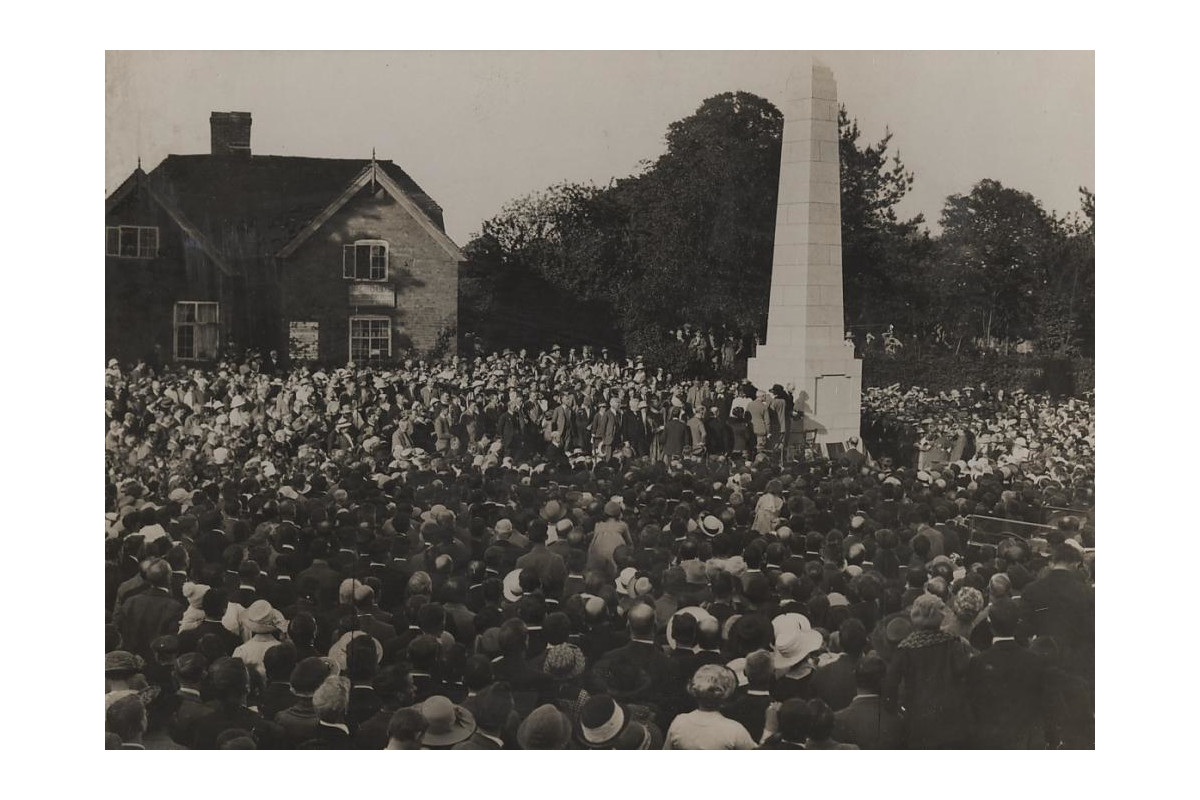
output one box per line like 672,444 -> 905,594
473,684 -> 514,732
576,695 -> 631,748
105,650 -> 144,676
517,704 -> 573,750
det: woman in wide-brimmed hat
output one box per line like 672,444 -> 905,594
417,695 -> 476,749
770,613 -> 825,700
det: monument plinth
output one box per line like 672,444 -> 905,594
746,59 -> 862,446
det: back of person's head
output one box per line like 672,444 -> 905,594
237,559 -> 260,584
1051,544 -> 1083,568
697,617 -> 722,650
289,612 -> 316,647
807,698 -> 836,740
626,602 -> 656,638
263,641 -> 298,682
543,612 -> 571,646
475,683 -> 514,733
345,635 -> 380,682
106,695 -> 147,742
407,634 -> 441,673
498,618 -> 529,654
670,612 -> 698,649
838,618 -> 868,658
777,698 -> 813,743
201,588 -> 229,619
418,602 -> 447,635
854,654 -> 887,695
387,707 -> 427,747
988,598 -> 1020,638
463,654 -> 494,692
312,675 -> 351,723
209,657 -> 250,703
744,649 -> 773,689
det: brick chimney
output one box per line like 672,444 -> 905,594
210,111 -> 252,157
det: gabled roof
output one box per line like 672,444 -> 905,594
140,154 -> 450,262
277,161 -> 464,262
105,167 -> 234,276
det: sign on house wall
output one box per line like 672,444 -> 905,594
348,283 -> 396,307
289,321 -> 320,362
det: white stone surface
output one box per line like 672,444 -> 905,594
747,58 -> 861,446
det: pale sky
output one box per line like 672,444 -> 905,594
106,51 -> 1094,245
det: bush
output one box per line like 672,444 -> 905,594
862,352 -> 1094,395
624,329 -> 693,381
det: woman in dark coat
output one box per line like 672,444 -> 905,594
882,593 -> 973,748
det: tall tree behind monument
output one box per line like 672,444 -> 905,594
746,59 -> 862,446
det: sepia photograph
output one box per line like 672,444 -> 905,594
103,50 -> 1095,751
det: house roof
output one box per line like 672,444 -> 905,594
142,154 -> 447,261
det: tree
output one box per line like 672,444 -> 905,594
935,179 -> 1057,346
838,109 -> 932,335
617,91 -> 784,338
460,91 -> 938,363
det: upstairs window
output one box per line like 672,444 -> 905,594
343,239 -> 388,281
106,226 -> 159,259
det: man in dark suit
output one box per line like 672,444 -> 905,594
298,676 -> 356,749
1019,545 -> 1095,679
191,657 -> 282,749
118,559 -> 184,661
724,650 -> 775,743
810,618 -> 868,712
833,655 -> 905,749
967,599 -> 1056,748
624,399 -> 651,457
593,603 -> 671,696
491,619 -> 554,716
168,653 -> 214,748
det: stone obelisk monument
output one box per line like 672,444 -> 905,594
746,59 -> 862,446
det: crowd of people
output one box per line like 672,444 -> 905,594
105,347 -> 1095,749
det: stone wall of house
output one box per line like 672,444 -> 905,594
281,183 -> 460,365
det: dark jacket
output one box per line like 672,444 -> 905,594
833,694 -> 906,750
883,630 -> 973,748
809,654 -> 860,712
966,640 -> 1054,748
724,689 -> 774,743
1019,569 -> 1095,677
168,689 -> 215,748
297,722 -> 356,749
191,702 -> 281,749
118,588 -> 184,660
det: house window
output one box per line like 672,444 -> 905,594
174,302 -> 220,360
106,226 -> 159,258
343,239 -> 388,281
349,316 -> 391,362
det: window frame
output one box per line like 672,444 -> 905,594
342,239 -> 389,282
106,225 -> 159,259
348,314 -> 392,362
173,301 -> 221,361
